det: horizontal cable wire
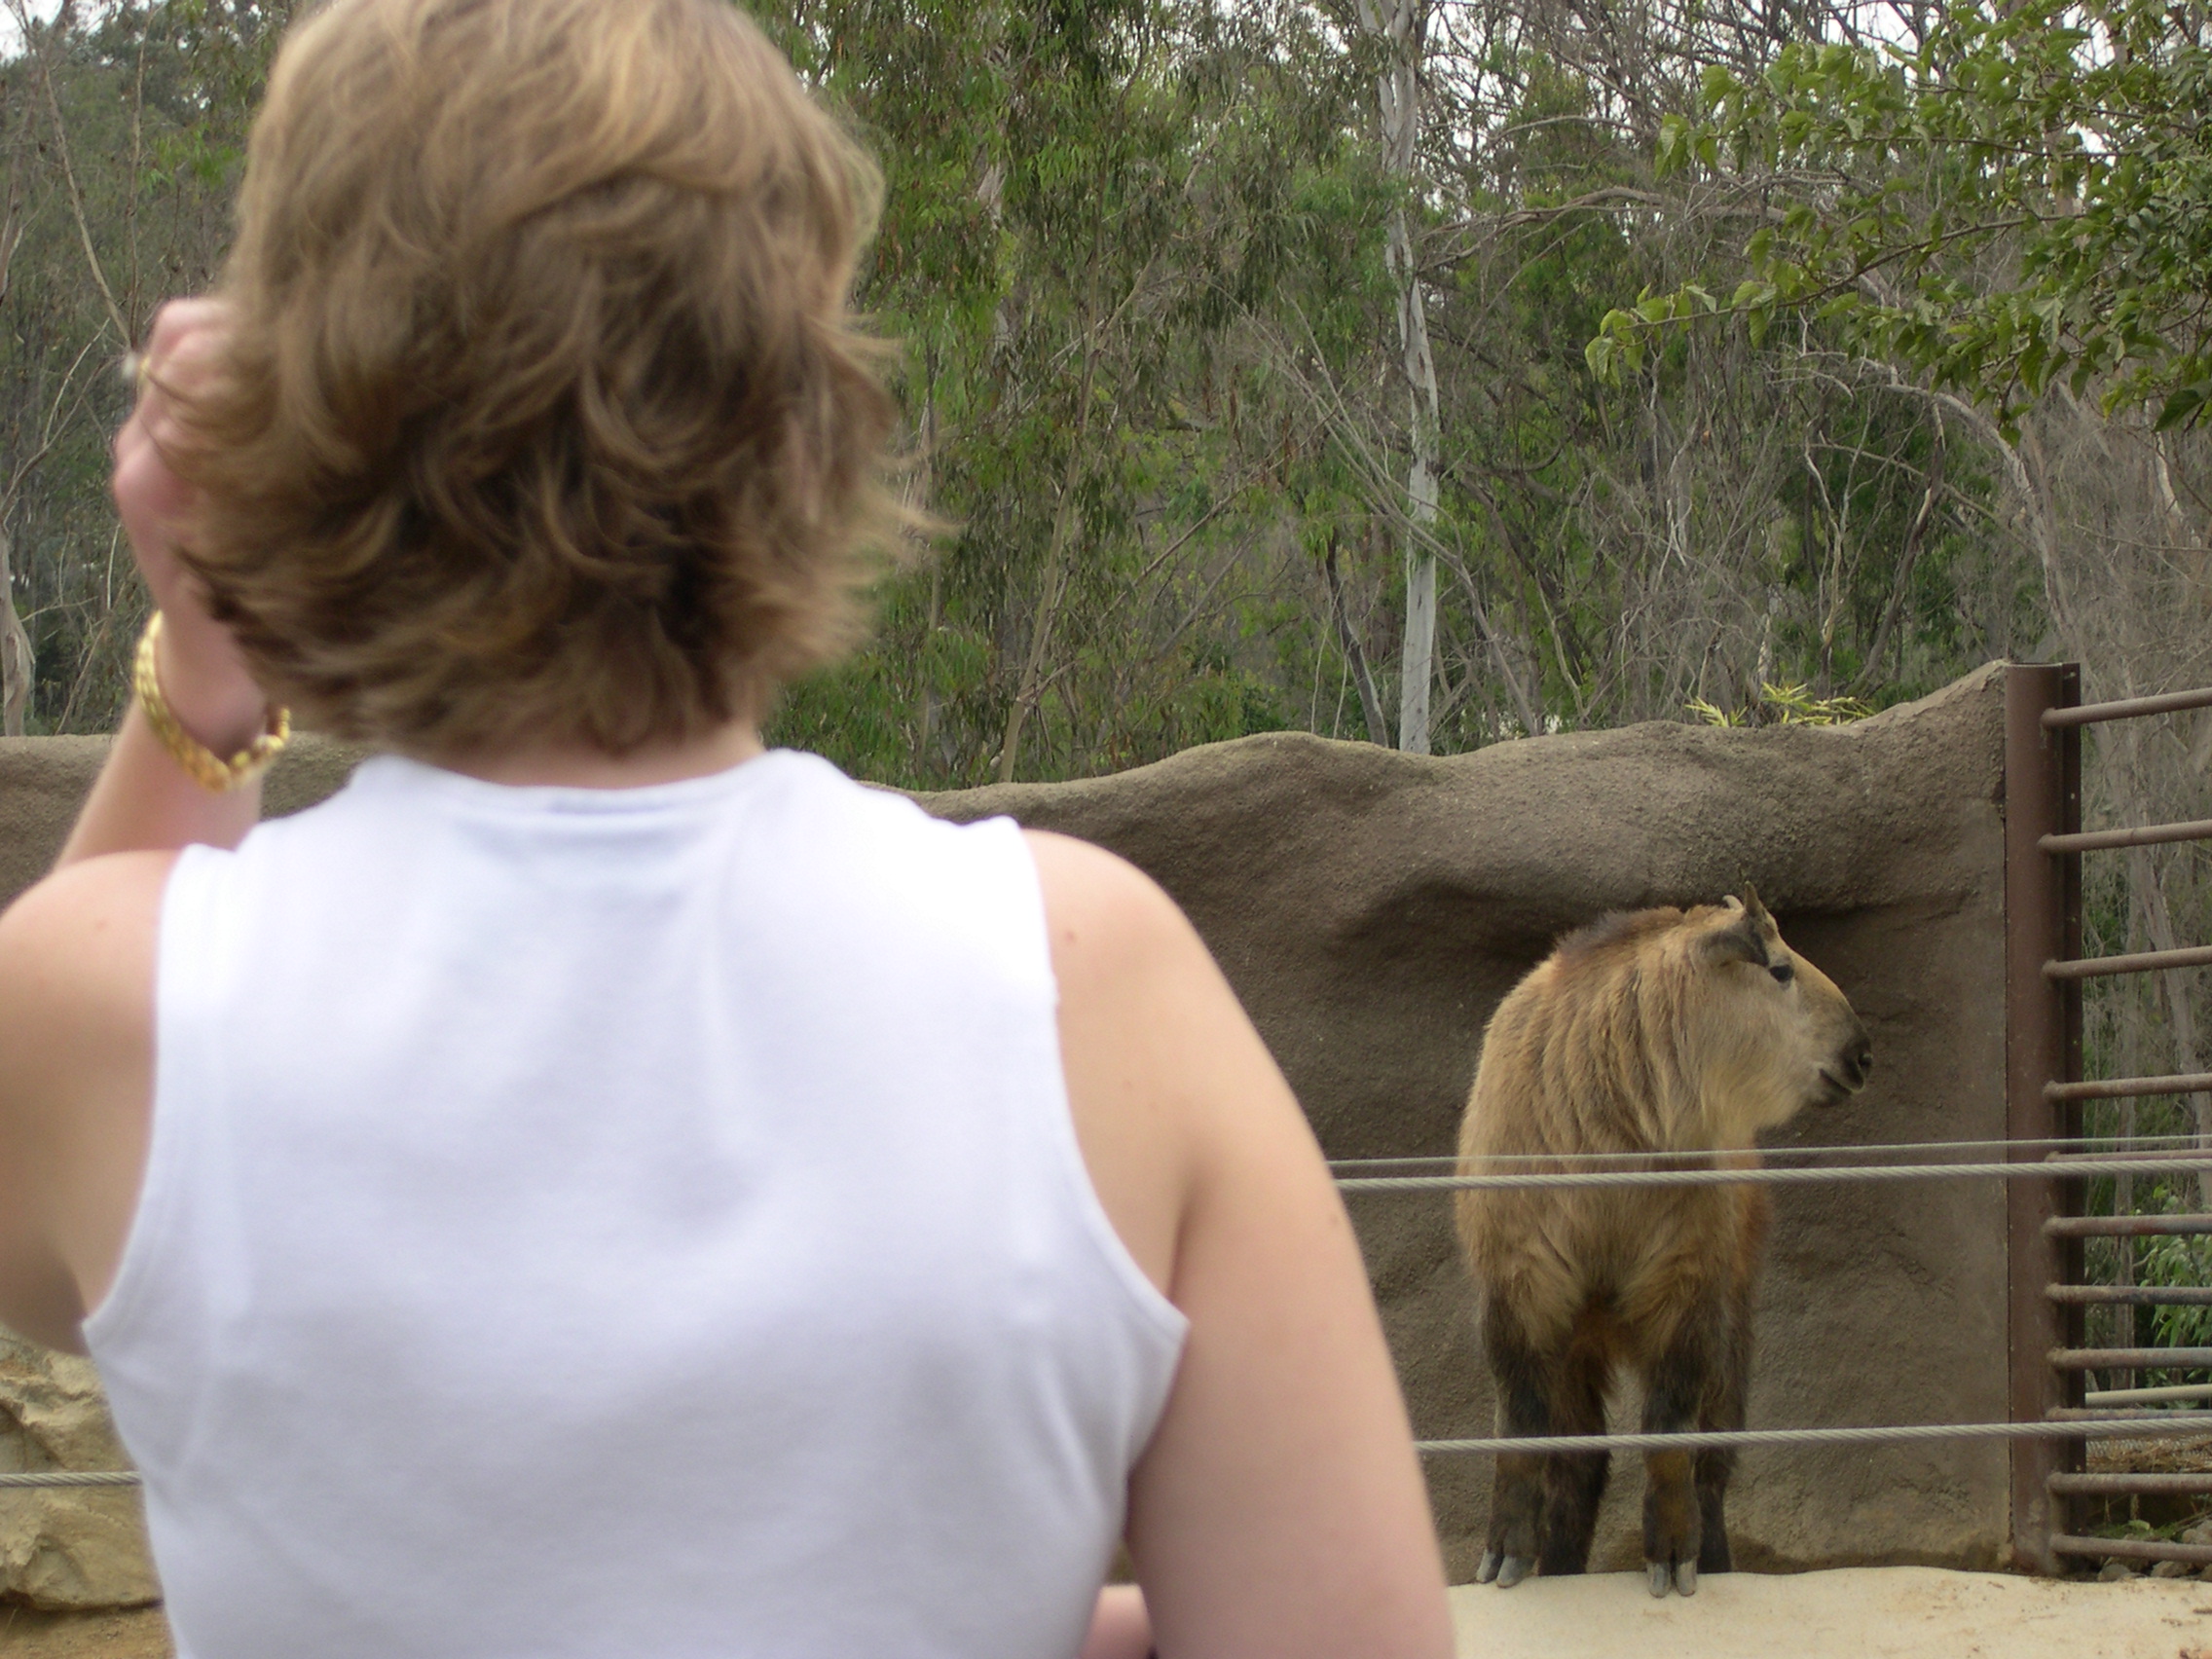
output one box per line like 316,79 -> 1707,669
3,1141 -> 2192,1490
0,1471 -> 141,1489
1340,1157 -> 2212,1194
1327,1133 -> 2212,1172
20,1415 -> 2209,1485
1416,1416 -> 2212,1457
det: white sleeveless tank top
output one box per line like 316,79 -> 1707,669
84,750 -> 1187,1659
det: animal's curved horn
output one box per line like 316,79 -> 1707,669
1739,882 -> 1770,926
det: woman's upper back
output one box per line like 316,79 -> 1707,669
1,743 -> 1455,1659
84,751 -> 1184,1659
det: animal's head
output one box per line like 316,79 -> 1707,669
1679,885 -> 1871,1138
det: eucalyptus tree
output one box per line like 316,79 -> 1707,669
1353,0 -> 1442,752
0,0 -> 280,736
0,0 -> 2119,777
1581,0 -> 2212,1205
766,0 -> 1387,785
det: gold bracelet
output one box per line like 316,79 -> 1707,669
132,611 -> 290,792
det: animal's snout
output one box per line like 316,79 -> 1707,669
1836,1031 -> 1873,1092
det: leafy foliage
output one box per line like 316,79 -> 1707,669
0,0 -> 2187,799
2139,1230 -> 2212,1361
1591,1 -> 2212,435
1686,682 -> 1873,726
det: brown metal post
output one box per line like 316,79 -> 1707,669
2006,663 -> 2083,1574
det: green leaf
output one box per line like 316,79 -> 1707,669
2155,386 -> 2209,432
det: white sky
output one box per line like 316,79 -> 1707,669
1,1 -> 70,61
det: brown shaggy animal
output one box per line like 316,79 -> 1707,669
1456,887 -> 1869,1598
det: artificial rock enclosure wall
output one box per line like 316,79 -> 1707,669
0,663 -> 2009,1609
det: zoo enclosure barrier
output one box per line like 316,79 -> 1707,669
23,667 -> 2212,1573
2009,665 -> 2212,1573
1335,1135 -> 2212,1574
16,1137 -> 2212,1504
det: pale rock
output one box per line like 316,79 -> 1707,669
0,1333 -> 159,1610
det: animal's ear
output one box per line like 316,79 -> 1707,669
1700,903 -> 1769,968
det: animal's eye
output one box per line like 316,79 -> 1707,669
1769,961 -> 1795,985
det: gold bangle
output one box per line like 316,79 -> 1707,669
132,611 -> 290,792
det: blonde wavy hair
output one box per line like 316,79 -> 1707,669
171,0 -> 902,756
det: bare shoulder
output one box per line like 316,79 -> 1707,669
1019,830 -> 1216,1304
1019,828 -> 1270,1164
1021,829 -> 1195,970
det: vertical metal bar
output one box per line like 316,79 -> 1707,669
2007,664 -> 2083,1574
2059,664 -> 2086,1402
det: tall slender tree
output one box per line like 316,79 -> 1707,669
1357,0 -> 1441,752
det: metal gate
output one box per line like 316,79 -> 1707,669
2008,664 -> 2212,1571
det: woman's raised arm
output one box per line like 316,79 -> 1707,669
64,300 -> 271,870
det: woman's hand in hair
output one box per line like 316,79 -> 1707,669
113,298 -> 268,756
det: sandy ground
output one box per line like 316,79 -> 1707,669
0,1606 -> 169,1659
1452,1566 -> 2212,1658
7,1568 -> 2212,1656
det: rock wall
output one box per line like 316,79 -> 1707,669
0,662 -> 2011,1604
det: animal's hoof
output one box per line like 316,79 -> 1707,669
1676,1562 -> 1697,1597
1494,1555 -> 1532,1589
1647,1563 -> 1672,1598
1475,1549 -> 1500,1584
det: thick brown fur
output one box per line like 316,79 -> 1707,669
1455,887 -> 1870,1597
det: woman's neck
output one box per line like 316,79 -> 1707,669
434,721 -> 766,790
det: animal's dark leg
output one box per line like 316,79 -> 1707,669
1477,1297 -> 1555,1590
1691,1455 -> 1733,1575
1537,1331 -> 1610,1577
1640,1295 -> 1731,1599
1694,1279 -> 1754,1577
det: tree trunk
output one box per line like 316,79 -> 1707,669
1850,416 -> 1945,697
1324,532 -> 1389,746
0,524 -> 30,738
1358,0 -> 1440,755
909,386 -> 939,780
995,326 -> 1097,785
995,485 -> 1079,783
